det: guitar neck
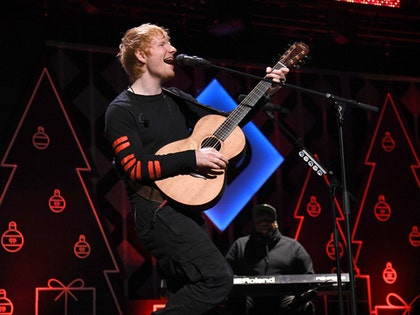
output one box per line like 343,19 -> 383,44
213,61 -> 285,141
211,42 -> 309,143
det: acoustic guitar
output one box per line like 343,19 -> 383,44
155,42 -> 310,210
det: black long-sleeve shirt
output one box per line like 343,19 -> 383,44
104,86 -> 269,196
105,88 -> 208,185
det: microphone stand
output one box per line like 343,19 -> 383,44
279,81 -> 378,315
196,61 -> 378,315
264,110 -> 346,315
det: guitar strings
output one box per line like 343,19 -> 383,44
200,81 -> 269,149
200,59 -> 289,149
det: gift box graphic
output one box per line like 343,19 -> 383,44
35,278 -> 96,315
374,293 -> 420,315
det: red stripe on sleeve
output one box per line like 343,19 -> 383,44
128,161 -> 142,181
121,153 -> 135,165
121,154 -> 136,172
123,160 -> 136,173
148,161 -> 155,180
130,167 -> 137,181
135,161 -> 142,180
154,161 -> 162,179
114,141 -> 130,154
112,136 -> 128,150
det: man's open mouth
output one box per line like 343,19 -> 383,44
164,57 -> 174,65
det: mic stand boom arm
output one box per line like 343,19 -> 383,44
206,63 -> 379,113
282,81 -> 378,113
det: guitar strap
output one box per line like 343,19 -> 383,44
162,87 -> 228,117
163,87 -> 272,128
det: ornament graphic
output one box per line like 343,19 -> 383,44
0,68 -> 123,314
0,289 -> 14,315
74,235 -> 91,259
1,222 -> 24,253
383,262 -> 397,284
32,126 -> 50,150
409,226 -> 420,247
306,196 -> 321,217
326,233 -> 344,260
374,195 -> 391,222
48,189 -> 66,213
381,131 -> 395,152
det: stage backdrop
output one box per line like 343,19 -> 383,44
0,43 -> 419,314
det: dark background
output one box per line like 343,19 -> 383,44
1,0 -> 420,149
1,1 -> 419,314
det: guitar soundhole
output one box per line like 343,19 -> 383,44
201,136 -> 221,151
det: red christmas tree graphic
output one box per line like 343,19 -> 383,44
0,68 -> 122,314
352,93 -> 420,315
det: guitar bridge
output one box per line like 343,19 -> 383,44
188,169 -> 223,180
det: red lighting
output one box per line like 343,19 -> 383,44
334,0 -> 400,8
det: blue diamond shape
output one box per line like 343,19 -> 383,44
197,79 -> 284,231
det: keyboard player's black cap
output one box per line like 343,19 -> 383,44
252,204 -> 277,221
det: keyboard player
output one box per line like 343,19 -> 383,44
225,204 -> 316,315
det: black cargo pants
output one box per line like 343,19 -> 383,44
133,196 -> 233,315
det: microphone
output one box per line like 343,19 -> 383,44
176,54 -> 212,67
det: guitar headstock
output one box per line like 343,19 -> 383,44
278,42 -> 310,69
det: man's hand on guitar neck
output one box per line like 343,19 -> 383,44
265,66 -> 289,97
191,67 -> 288,176
195,147 -> 229,172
